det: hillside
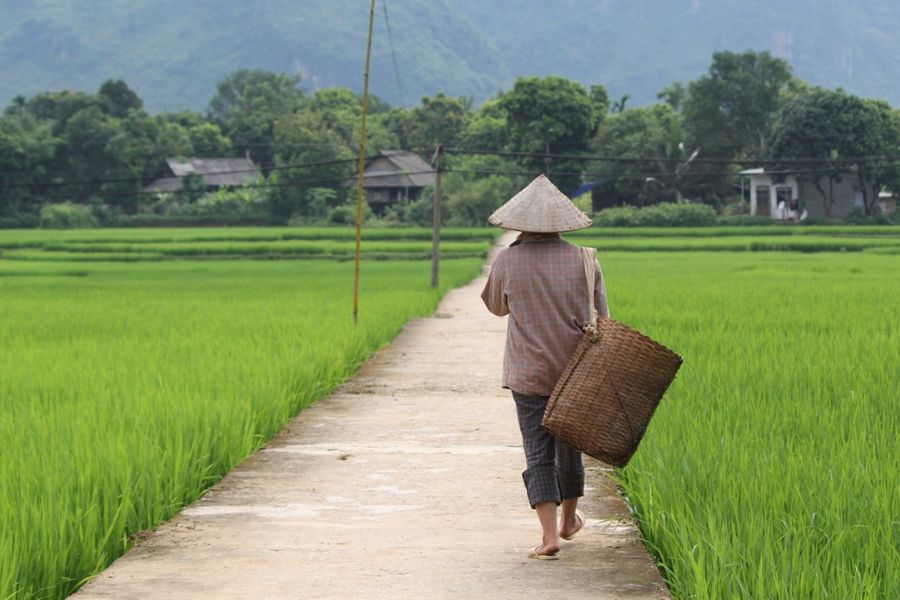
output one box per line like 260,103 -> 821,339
2,0 -> 900,111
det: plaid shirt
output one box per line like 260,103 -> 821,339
481,234 -> 610,396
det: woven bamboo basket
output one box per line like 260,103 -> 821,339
542,317 -> 683,468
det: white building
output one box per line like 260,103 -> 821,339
739,168 -> 800,220
739,168 -> 876,220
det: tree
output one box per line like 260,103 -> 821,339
404,93 -> 470,150
771,88 -> 900,216
189,123 -> 231,157
589,85 -> 610,127
442,154 -> 527,226
154,119 -> 194,158
459,99 -> 509,150
269,110 -> 354,221
98,79 -> 143,119
497,76 -> 598,192
683,50 -> 793,160
853,100 -> 900,215
62,106 -> 122,198
591,104 -> 694,206
609,94 -> 630,114
372,108 -> 412,149
208,69 -> 307,166
0,111 -> 58,219
499,76 -> 596,152
657,82 -> 686,112
22,90 -> 106,135
158,110 -> 208,129
293,88 -> 400,154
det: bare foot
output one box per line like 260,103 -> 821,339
560,511 -> 585,541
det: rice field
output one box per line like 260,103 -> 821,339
596,249 -> 900,599
0,227 -> 497,263
1,224 -> 898,599
0,229 -> 487,600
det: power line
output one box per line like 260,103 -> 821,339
1,157 -> 361,191
16,170 -> 438,202
444,147 -> 900,166
7,145 -> 900,195
382,0 -> 405,105
443,166 -> 852,180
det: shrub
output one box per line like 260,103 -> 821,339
194,192 -> 268,220
572,191 -> 593,216
635,203 -> 717,226
845,207 -> 900,225
593,203 -> 716,227
89,198 -> 124,227
327,205 -> 357,225
715,215 -> 779,226
721,201 -> 749,216
592,206 -> 638,226
39,203 -> 99,229
397,194 -> 436,226
0,212 -> 39,229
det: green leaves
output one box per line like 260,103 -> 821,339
683,50 -> 793,161
770,87 -> 900,215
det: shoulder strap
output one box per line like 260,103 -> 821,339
580,246 -> 598,329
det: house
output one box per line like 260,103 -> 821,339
144,158 -> 261,193
739,167 -> 877,220
357,150 -> 436,213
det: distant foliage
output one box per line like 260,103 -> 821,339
593,203 -> 717,227
4,59 -> 900,229
38,203 -> 99,229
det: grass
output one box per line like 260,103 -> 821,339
573,235 -> 900,253
0,226 -> 500,249
1,226 -> 898,599
593,250 -> 900,600
567,225 -> 900,238
0,252 -> 484,600
0,227 -> 498,263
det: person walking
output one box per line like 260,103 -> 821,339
481,175 -> 610,560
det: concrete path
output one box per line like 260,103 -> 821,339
74,234 -> 670,600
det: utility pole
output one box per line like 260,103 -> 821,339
353,0 -> 376,324
431,144 -> 443,289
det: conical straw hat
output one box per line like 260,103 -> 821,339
488,174 -> 592,232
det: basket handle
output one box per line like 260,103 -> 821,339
580,247 -> 599,330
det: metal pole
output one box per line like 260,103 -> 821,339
431,144 -> 443,289
353,0 -> 377,324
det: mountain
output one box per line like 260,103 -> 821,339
2,0 -> 899,112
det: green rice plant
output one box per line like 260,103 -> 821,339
2,226 -> 897,600
572,235 -> 900,253
567,225 -> 900,239
863,246 -> 900,255
0,250 -> 166,262
36,240 -> 491,258
0,227 -> 499,250
595,250 -> 900,599
0,257 -> 483,600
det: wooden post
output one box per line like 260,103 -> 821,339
431,144 -> 443,289
353,0 -> 377,325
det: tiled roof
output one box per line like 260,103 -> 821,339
361,151 -> 436,188
144,157 -> 261,192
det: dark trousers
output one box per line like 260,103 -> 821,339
512,391 -> 585,508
